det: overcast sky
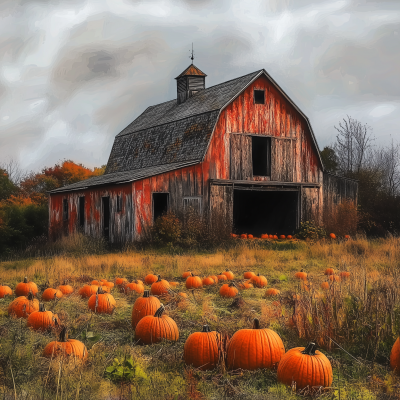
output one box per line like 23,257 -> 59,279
0,0 -> 399,172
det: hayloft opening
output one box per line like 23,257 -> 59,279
254,89 -> 265,104
102,197 -> 110,240
153,193 -> 169,221
252,136 -> 271,176
233,189 -> 298,236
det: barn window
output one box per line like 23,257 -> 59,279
63,199 -> 68,220
79,197 -> 85,228
153,193 -> 169,221
183,197 -> 202,215
254,89 -> 265,104
116,195 -> 122,212
252,136 -> 271,176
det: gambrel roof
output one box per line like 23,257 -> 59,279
51,68 -> 323,193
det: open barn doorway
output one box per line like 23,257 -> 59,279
233,189 -> 298,236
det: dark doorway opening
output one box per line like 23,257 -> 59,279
102,197 -> 110,240
233,189 -> 298,236
79,197 -> 85,228
153,193 -> 169,221
252,136 -> 271,176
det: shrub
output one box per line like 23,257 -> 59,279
295,220 -> 326,240
152,212 -> 182,245
324,199 -> 358,236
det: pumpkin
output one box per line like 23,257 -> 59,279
88,287 -> 116,314
273,235 -> 278,240
184,325 -> 220,371
0,285 -> 12,298
124,281 -> 145,294
145,274 -> 159,285
328,275 -> 340,282
243,271 -> 255,279
78,284 -> 99,298
219,283 -> 238,298
222,270 -> 234,280
277,342 -> 333,390
261,234 -> 269,239
320,282 -> 330,290
8,292 -> 39,318
169,281 -> 180,287
43,327 -> 87,361
287,235 -> 293,239
324,268 -> 334,275
178,292 -> 188,300
295,270 -> 307,280
186,275 -> 203,289
329,233 -> 336,239
202,277 -> 215,286
209,275 -> 219,284
102,281 -> 114,288
339,271 -> 350,280
15,277 -> 38,297
182,271 -> 192,279
390,337 -> 400,375
344,234 -> 351,240
250,274 -> 268,288
217,274 -> 227,282
279,235 -> 286,239
248,234 -> 254,239
27,303 -> 58,332
91,280 -> 100,285
131,290 -> 161,329
265,288 -> 280,297
240,234 -> 248,239
269,234 -> 274,239
226,318 -> 285,370
58,283 -> 74,295
115,277 -> 128,286
151,276 -> 170,296
42,288 -> 63,302
230,233 -> 238,238
135,305 -> 179,345
238,281 -> 253,289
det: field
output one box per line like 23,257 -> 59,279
0,236 -> 400,399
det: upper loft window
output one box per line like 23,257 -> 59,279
252,136 -> 271,176
254,89 -> 265,104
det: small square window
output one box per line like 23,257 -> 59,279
116,195 -> 122,212
254,89 -> 265,104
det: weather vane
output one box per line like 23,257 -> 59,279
190,43 -> 194,64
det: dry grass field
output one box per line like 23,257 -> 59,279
0,235 -> 400,399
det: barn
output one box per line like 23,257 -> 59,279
49,64 -> 358,242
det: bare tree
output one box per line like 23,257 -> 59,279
374,140 -> 400,196
334,115 -> 374,174
0,158 -> 26,185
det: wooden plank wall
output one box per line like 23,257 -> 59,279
230,135 -> 252,180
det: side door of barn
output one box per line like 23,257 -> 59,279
209,184 -> 233,232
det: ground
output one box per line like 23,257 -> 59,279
0,236 -> 399,399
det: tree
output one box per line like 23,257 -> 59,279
320,146 -> 338,173
0,169 -> 18,201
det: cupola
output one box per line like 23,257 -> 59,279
175,64 -> 207,105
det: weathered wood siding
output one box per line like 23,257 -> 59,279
49,184 -> 133,243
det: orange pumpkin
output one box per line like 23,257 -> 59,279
329,233 -> 336,239
219,283 -> 238,298
15,277 -> 38,297
238,281 -> 253,289
277,342 -> 333,390
320,282 -> 330,290
324,268 -> 334,275
261,234 -> 269,239
186,275 -> 203,290
279,235 -> 286,239
8,293 -> 39,318
287,235 -> 293,239
43,327 -> 87,361
135,305 -> 179,345
169,281 -> 180,287
295,270 -> 307,280
184,325 -> 220,371
328,275 -> 340,282
265,288 -> 280,297
102,281 -> 114,288
244,271 -> 256,279
100,279 -> 108,283
240,234 -> 248,239
78,285 -> 99,298
27,303 -> 58,332
222,270 -> 234,280
209,275 -> 219,284
248,234 -> 254,239
144,274 -> 158,285
124,281 -> 145,294
115,277 -> 128,286
269,235 -> 274,239
250,274 -> 268,288
339,271 -> 350,280
178,292 -> 188,299
42,288 -> 63,302
151,275 -> 170,296
0,285 -> 12,298
344,234 -> 351,240
230,233 -> 238,238
58,283 -> 74,295
390,337 -> 400,375
273,235 -> 278,240
91,280 -> 100,285
88,287 -> 116,314
226,318 -> 285,370
182,271 -> 192,279
202,277 -> 215,286
217,274 -> 227,282
131,290 -> 161,329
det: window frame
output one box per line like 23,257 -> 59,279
254,89 -> 265,105
152,192 -> 170,222
251,136 -> 271,177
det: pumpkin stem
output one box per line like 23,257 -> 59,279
27,291 -> 34,301
39,303 -> 45,312
59,326 -> 67,342
23,277 -> 28,283
302,342 -> 317,355
97,286 -> 105,295
143,290 -> 150,298
252,318 -> 261,329
154,305 -> 165,318
156,275 -> 161,282
202,325 -> 211,332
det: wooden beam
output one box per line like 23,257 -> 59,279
231,132 -> 297,140
210,179 -> 321,188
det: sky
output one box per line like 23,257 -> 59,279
0,0 -> 399,173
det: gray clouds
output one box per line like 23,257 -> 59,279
0,0 -> 399,172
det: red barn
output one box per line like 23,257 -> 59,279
49,64 -> 358,241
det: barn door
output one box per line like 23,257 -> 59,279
230,134 -> 252,180
271,139 -> 294,182
209,184 -> 233,230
